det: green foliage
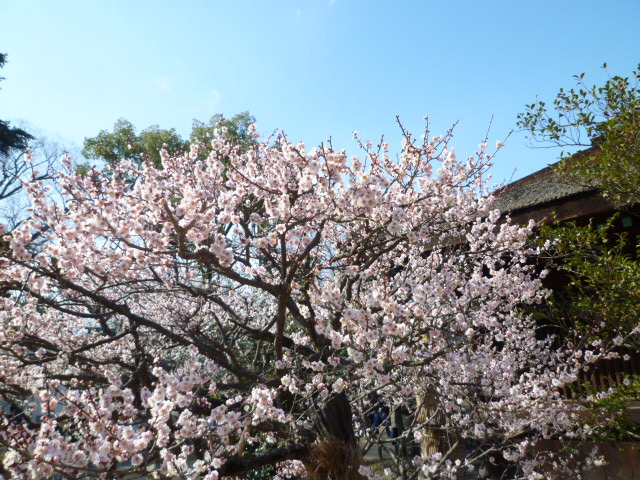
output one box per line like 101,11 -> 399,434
522,66 -> 640,441
82,118 -> 183,168
0,121 -> 32,158
520,63 -> 640,345
537,217 -> 640,344
73,161 -> 92,177
83,112 -> 257,168
190,111 -> 256,149
0,53 -> 33,157
517,63 -> 640,206
584,375 -> 640,443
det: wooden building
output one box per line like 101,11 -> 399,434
495,162 -> 640,480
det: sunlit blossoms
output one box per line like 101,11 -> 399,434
0,122 -> 618,479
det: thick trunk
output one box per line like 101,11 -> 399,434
415,390 -> 488,480
314,392 -> 358,443
305,392 -> 364,480
416,388 -> 450,460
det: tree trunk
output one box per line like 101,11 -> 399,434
416,388 -> 450,460
305,392 -> 364,480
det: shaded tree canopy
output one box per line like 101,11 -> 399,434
0,53 -> 33,157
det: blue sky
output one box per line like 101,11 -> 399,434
1,0 -> 639,184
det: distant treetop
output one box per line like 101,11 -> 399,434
82,111 -> 257,169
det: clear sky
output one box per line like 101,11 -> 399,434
1,0 -> 639,184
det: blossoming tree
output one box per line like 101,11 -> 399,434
0,122 -> 615,479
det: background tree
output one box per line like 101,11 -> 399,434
518,64 -> 640,345
190,111 -> 256,149
0,129 -> 67,230
519,64 -> 640,442
517,63 -> 640,206
535,217 -> 640,344
0,53 -> 32,157
82,111 -> 256,169
0,54 -> 59,230
82,118 -> 184,168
